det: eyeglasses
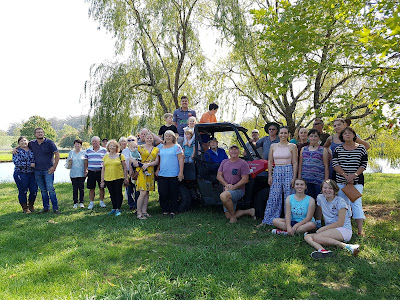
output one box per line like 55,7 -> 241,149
313,122 -> 322,126
268,128 -> 277,131
252,131 -> 258,134
127,139 -> 135,142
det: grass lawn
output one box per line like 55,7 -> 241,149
0,173 -> 399,299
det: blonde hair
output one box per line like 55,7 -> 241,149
184,130 -> 194,137
106,139 -> 120,153
164,130 -> 177,144
188,116 -> 197,124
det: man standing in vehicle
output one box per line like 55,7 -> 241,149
217,145 -> 255,223
173,96 -> 196,146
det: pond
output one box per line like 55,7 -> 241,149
0,158 -> 399,183
0,159 -> 72,183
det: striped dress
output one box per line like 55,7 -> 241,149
332,144 -> 368,185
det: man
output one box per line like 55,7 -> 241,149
199,102 -> 218,150
29,128 -> 60,214
173,96 -> 197,145
137,128 -> 162,146
101,138 -> 108,148
313,118 -> 330,145
217,145 -> 255,223
84,136 -> 107,209
244,129 -> 263,158
205,138 -> 228,163
256,122 -> 280,162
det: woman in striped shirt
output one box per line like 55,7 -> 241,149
332,127 -> 368,236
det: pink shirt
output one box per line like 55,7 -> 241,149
273,145 -> 292,165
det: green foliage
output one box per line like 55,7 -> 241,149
0,136 -> 15,149
19,115 -> 57,141
58,132 -> 80,148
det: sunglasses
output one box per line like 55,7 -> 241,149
313,122 -> 322,126
127,139 -> 135,142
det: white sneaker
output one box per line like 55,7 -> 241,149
271,229 -> 288,235
73,204 -> 78,209
79,203 -> 85,208
99,200 -> 106,208
88,201 -> 94,210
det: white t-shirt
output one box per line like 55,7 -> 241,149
316,194 -> 352,230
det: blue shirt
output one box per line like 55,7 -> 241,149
13,148 -> 35,173
158,144 -> 183,177
29,138 -> 58,171
205,148 -> 228,163
256,136 -> 280,160
290,194 -> 315,223
173,108 -> 196,136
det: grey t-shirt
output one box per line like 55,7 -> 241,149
316,194 -> 352,230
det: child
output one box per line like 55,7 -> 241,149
304,179 -> 360,260
129,140 -> 149,178
271,178 -> 316,236
158,113 -> 178,140
183,116 -> 196,147
183,130 -> 195,163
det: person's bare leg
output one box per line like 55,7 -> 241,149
89,189 -> 95,202
220,191 -> 237,223
99,187 -> 105,201
272,218 -> 287,230
235,208 -> 256,219
305,229 -> 345,251
296,222 -> 317,233
355,218 -> 364,236
137,191 -> 146,218
143,192 -> 149,215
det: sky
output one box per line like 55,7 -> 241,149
0,0 -> 117,131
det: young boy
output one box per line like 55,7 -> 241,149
183,130 -> 195,163
158,113 -> 178,140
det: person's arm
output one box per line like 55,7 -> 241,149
177,152 -> 184,181
323,135 -> 332,148
298,148 -> 304,178
268,145 -> 275,186
84,158 -> 88,177
356,137 -> 370,150
232,174 -> 249,190
155,154 -> 161,176
217,171 -> 230,188
322,147 -> 329,180
316,208 -> 346,233
100,164 -> 106,188
48,152 -> 59,174
290,145 -> 298,186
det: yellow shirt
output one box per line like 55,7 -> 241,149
103,154 -> 125,181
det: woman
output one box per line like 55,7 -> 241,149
304,180 -> 360,259
100,140 -> 129,216
298,129 -> 329,199
12,136 -> 38,213
290,126 -> 309,154
260,126 -> 298,225
67,139 -> 86,208
132,132 -> 159,219
156,130 -> 184,217
271,178 -> 316,235
124,135 -> 138,211
332,127 -> 368,236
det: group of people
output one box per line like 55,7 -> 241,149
12,97 -> 369,259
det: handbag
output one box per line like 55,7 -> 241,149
64,152 -> 73,169
130,147 -> 153,181
341,183 -> 362,202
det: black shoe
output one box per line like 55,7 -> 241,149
54,210 -> 61,214
39,208 -> 49,214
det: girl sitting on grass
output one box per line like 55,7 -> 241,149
304,179 -> 360,260
271,178 -> 316,236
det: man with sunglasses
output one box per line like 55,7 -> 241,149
256,122 -> 281,163
313,118 -> 330,145
244,129 -> 263,158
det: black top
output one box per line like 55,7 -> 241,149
158,125 -> 178,138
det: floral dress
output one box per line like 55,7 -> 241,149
136,145 -> 159,191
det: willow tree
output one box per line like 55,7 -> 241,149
214,0 -> 398,134
85,0 -> 207,137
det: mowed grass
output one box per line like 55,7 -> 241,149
0,174 -> 399,299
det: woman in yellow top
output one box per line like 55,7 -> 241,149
131,132 -> 160,219
100,140 -> 129,216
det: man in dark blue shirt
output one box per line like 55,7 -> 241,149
205,138 -> 228,163
29,127 -> 60,214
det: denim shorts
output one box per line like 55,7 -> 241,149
223,189 -> 245,212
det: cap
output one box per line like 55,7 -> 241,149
229,144 -> 239,149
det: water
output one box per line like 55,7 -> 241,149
0,159 -> 72,183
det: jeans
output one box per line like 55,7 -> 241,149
13,171 -> 38,204
158,176 -> 179,213
306,183 -> 321,200
71,177 -> 85,203
105,179 -> 124,209
126,182 -> 139,209
35,170 -> 59,210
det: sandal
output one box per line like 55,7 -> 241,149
143,213 -> 151,218
137,215 -> 147,220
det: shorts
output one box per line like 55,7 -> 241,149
335,227 -> 353,242
87,170 -> 102,189
338,183 -> 365,219
223,189 -> 245,212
